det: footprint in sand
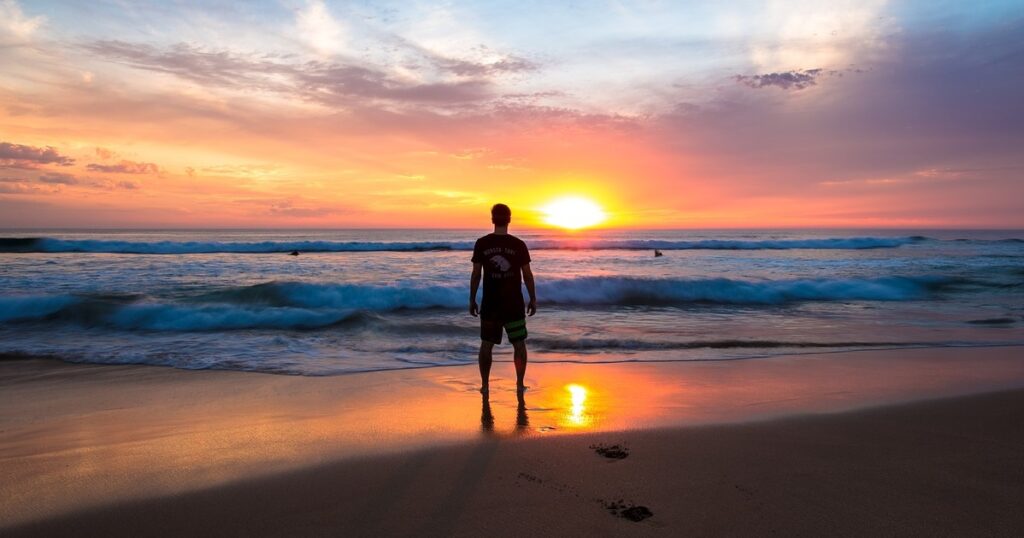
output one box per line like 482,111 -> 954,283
589,443 -> 630,460
598,499 -> 654,522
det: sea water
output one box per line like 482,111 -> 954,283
1,229 -> 1022,375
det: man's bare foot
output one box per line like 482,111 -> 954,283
480,386 -> 489,396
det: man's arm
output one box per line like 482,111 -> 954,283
522,263 -> 537,316
469,262 -> 482,316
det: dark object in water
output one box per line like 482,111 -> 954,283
289,250 -> 300,256
967,317 -> 1015,325
654,249 -> 663,257
0,237 -> 42,253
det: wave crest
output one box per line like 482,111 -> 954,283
539,275 -> 955,305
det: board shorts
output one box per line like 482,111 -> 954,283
480,317 -> 528,345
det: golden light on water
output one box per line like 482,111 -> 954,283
540,197 -> 607,229
566,383 -> 589,426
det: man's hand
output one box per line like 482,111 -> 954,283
469,301 -> 479,317
526,299 -> 537,317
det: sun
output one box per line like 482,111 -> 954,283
540,196 -> 607,229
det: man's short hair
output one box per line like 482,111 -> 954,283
491,203 -> 511,226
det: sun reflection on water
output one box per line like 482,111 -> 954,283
566,383 -> 590,426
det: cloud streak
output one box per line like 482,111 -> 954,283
37,172 -> 78,184
86,160 -> 159,174
82,38 -> 535,109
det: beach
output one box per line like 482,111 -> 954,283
3,346 -> 1024,536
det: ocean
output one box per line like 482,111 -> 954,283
1,229 -> 1022,375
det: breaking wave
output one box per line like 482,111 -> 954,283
0,275 -> 966,331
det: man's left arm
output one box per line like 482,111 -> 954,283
522,263 -> 536,316
470,262 -> 482,317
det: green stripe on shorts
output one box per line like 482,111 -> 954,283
504,319 -> 527,341
505,319 -> 526,329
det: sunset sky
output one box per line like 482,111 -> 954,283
1,0 -> 1022,228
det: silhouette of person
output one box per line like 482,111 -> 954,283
469,203 -> 537,397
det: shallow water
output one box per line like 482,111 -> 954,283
1,228 -> 1022,375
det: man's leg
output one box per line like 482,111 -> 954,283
478,341 -> 494,394
512,340 -> 528,391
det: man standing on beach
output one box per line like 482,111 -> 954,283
470,203 -> 537,397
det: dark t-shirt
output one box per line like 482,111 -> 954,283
471,233 -> 531,319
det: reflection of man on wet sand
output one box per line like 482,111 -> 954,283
480,397 -> 530,434
469,203 -> 537,399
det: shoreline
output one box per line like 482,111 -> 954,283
4,339 -> 1024,374
3,346 -> 1024,533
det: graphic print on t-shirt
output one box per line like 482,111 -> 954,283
489,254 -> 511,272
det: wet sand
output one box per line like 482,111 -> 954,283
2,346 -> 1024,536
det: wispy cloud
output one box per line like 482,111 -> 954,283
83,40 -> 509,107
0,182 -> 51,194
267,199 -> 337,218
86,160 -> 159,174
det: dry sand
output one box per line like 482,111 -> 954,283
2,346 -> 1024,536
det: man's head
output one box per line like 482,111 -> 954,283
491,203 -> 511,226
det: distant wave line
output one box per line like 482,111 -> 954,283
0,236 -> 931,254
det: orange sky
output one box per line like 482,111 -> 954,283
1,1 -> 1022,228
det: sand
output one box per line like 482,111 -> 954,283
2,346 -> 1024,536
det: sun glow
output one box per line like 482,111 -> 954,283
540,197 -> 607,230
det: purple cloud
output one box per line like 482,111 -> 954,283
37,172 -> 78,184
734,69 -> 825,90
0,142 -> 75,168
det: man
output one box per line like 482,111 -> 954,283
470,203 -> 536,397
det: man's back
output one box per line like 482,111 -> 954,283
471,233 -> 530,318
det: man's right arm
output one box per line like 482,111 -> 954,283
469,262 -> 482,317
